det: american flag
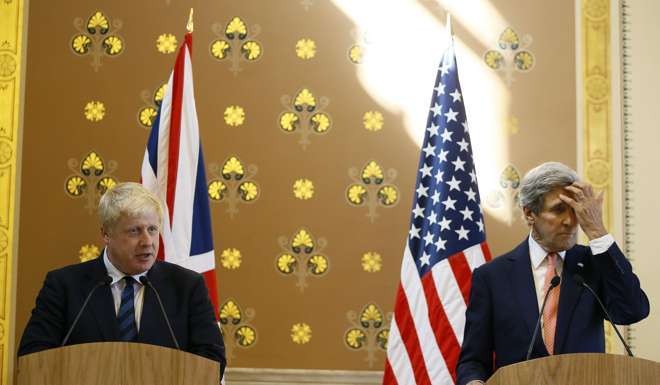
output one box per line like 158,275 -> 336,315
141,32 -> 219,314
383,41 -> 491,385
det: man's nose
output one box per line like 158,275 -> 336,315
563,209 -> 577,226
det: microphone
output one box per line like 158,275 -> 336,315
61,276 -> 112,346
139,276 -> 180,350
573,273 -> 634,357
526,275 -> 561,360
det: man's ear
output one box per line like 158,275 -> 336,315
523,207 -> 534,225
101,227 -> 110,243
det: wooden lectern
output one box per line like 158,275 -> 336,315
16,342 -> 220,385
487,353 -> 660,385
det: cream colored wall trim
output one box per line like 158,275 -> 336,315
0,0 -> 27,384
576,0 -> 620,353
225,368 -> 382,385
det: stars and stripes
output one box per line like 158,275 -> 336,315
141,32 -> 220,314
383,41 -> 491,385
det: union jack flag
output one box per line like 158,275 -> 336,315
141,32 -> 219,314
383,40 -> 491,385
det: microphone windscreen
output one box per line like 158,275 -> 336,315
103,276 -> 113,285
551,275 -> 561,287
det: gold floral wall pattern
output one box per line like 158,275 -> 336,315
210,17 -> 263,75
279,88 -> 331,150
219,298 -> 257,360
276,228 -> 328,292
344,303 -> 391,368
207,156 -> 260,218
64,151 -> 118,214
138,82 -> 167,129
78,244 -> 100,262
484,164 -> 522,225
484,27 -> 535,86
71,11 -> 124,72
346,160 -> 399,223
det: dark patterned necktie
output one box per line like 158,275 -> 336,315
118,276 -> 138,341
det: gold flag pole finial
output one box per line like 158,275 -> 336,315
186,8 -> 194,33
446,13 -> 453,37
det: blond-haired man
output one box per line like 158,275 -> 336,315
19,183 -> 226,376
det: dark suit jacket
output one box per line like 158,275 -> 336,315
18,257 -> 226,377
456,239 -> 649,385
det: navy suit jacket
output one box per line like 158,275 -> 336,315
456,239 -> 649,385
18,257 -> 226,377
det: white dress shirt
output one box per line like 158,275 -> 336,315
103,251 -> 148,330
528,233 -> 615,312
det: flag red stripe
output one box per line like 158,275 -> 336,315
203,270 -> 219,319
394,285 -> 432,385
421,273 -> 461,382
165,38 -> 187,223
448,252 -> 472,304
481,242 -> 492,262
382,359 -> 398,385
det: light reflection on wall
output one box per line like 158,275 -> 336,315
332,0 -> 512,222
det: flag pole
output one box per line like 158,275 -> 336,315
187,8 -> 194,33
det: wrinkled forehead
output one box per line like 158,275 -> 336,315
541,185 -> 574,207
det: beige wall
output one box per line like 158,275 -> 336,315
623,0 -> 660,361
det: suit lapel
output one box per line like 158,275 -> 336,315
554,246 -> 584,354
137,262 -> 167,344
509,240 -> 540,342
85,257 -> 119,340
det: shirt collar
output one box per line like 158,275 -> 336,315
528,232 -> 566,269
103,249 -> 148,285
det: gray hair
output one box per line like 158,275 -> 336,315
98,182 -> 163,232
519,162 -> 578,214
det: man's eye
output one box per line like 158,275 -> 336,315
148,227 -> 159,234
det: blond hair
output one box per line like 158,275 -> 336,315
98,182 -> 163,232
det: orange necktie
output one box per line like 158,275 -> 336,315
542,252 -> 560,354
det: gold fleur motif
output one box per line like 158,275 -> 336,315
378,186 -> 398,205
279,112 -> 299,132
361,252 -> 382,273
82,152 -> 104,175
103,36 -> 123,55
294,89 -> 316,109
514,51 -> 534,70
347,185 -> 367,205
224,105 -> 246,126
277,254 -> 296,274
295,38 -> 316,59
79,244 -> 100,262
220,300 -> 242,322
362,161 -> 384,183
211,40 -> 230,59
499,27 -> 520,49
239,181 -> 258,201
348,44 -> 364,64
308,255 -> 328,275
72,35 -> 91,54
292,229 -> 314,250
376,329 -> 389,349
156,33 -> 177,54
310,113 -> 330,133
236,326 -> 256,346
484,51 -> 504,70
154,84 -> 167,104
242,41 -> 262,60
293,178 -> 314,200
226,17 -> 247,37
291,323 -> 312,344
221,248 -> 242,269
139,107 -> 158,127
97,177 -> 116,194
363,111 -> 384,131
87,11 -> 109,33
222,157 -> 245,177
208,180 -> 227,201
360,304 -> 383,327
66,176 -> 87,196
345,328 -> 366,349
0,142 -> 11,164
84,101 -> 106,122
